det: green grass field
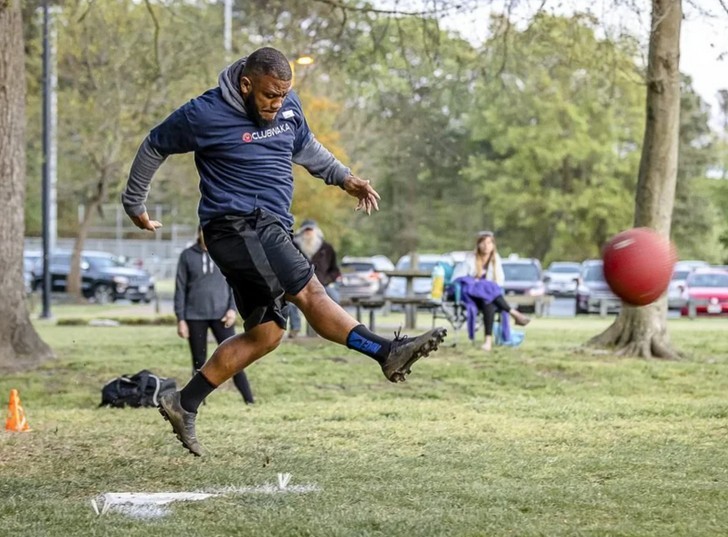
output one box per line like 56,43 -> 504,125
1,316 -> 727,536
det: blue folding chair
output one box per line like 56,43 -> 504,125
430,261 -> 480,345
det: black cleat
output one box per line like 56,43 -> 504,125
158,391 -> 204,457
381,327 -> 447,383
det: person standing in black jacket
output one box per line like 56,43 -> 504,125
174,228 -> 254,404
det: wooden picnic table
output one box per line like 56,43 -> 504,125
383,269 -> 433,329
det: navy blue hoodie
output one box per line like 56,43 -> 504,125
121,58 -> 350,229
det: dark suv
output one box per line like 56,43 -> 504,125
32,250 -> 155,304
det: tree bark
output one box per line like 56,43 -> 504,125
588,0 -> 682,359
67,196 -> 103,301
0,0 -> 54,369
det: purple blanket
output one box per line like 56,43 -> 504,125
454,276 -> 511,342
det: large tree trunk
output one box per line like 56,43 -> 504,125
0,0 -> 54,368
67,197 -> 103,301
588,0 -> 682,359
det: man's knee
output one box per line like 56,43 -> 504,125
246,323 -> 285,354
268,327 -> 285,350
287,276 -> 327,308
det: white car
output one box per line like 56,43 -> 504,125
384,253 -> 453,301
543,261 -> 581,296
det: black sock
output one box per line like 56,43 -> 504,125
346,324 -> 391,364
180,372 -> 217,413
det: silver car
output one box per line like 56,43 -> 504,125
337,255 -> 394,302
575,260 -> 620,314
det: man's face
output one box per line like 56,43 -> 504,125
240,73 -> 291,127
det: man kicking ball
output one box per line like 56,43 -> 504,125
121,47 -> 447,456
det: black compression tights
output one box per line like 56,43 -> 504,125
477,295 -> 512,337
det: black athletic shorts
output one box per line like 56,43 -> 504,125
202,210 -> 314,331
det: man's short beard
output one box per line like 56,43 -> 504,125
244,91 -> 276,128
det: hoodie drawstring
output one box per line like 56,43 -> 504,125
202,252 -> 213,274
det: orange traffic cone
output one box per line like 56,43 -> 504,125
5,389 -> 31,432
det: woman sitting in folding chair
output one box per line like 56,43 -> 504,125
451,231 -> 530,351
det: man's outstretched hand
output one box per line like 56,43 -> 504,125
343,174 -> 380,215
129,211 -> 163,232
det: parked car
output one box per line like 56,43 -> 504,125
501,257 -> 545,313
543,261 -> 581,296
679,268 -> 728,317
447,250 -> 472,265
675,260 -> 710,270
667,260 -> 711,310
384,253 -> 453,301
336,255 -> 394,302
32,250 -> 155,304
23,250 -> 41,295
575,260 -> 620,314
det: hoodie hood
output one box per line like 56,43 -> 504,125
218,57 -> 249,115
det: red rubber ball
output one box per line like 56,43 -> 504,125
602,227 -> 677,306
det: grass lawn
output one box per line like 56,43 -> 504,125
1,316 -> 727,536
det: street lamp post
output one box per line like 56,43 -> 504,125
223,0 -> 232,61
40,0 -> 52,319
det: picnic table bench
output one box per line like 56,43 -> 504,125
346,296 -> 388,331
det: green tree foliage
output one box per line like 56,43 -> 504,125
289,92 -> 357,246
710,176 -> 728,263
709,88 -> 728,262
23,0 -> 225,237
21,1 -> 722,269
22,0 -> 46,236
327,16 -> 479,258
670,77 -> 721,261
64,1 -> 226,228
207,1 -> 481,258
463,13 -> 645,263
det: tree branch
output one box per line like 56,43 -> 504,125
143,0 -> 162,78
312,0 -> 468,18
76,0 -> 95,24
